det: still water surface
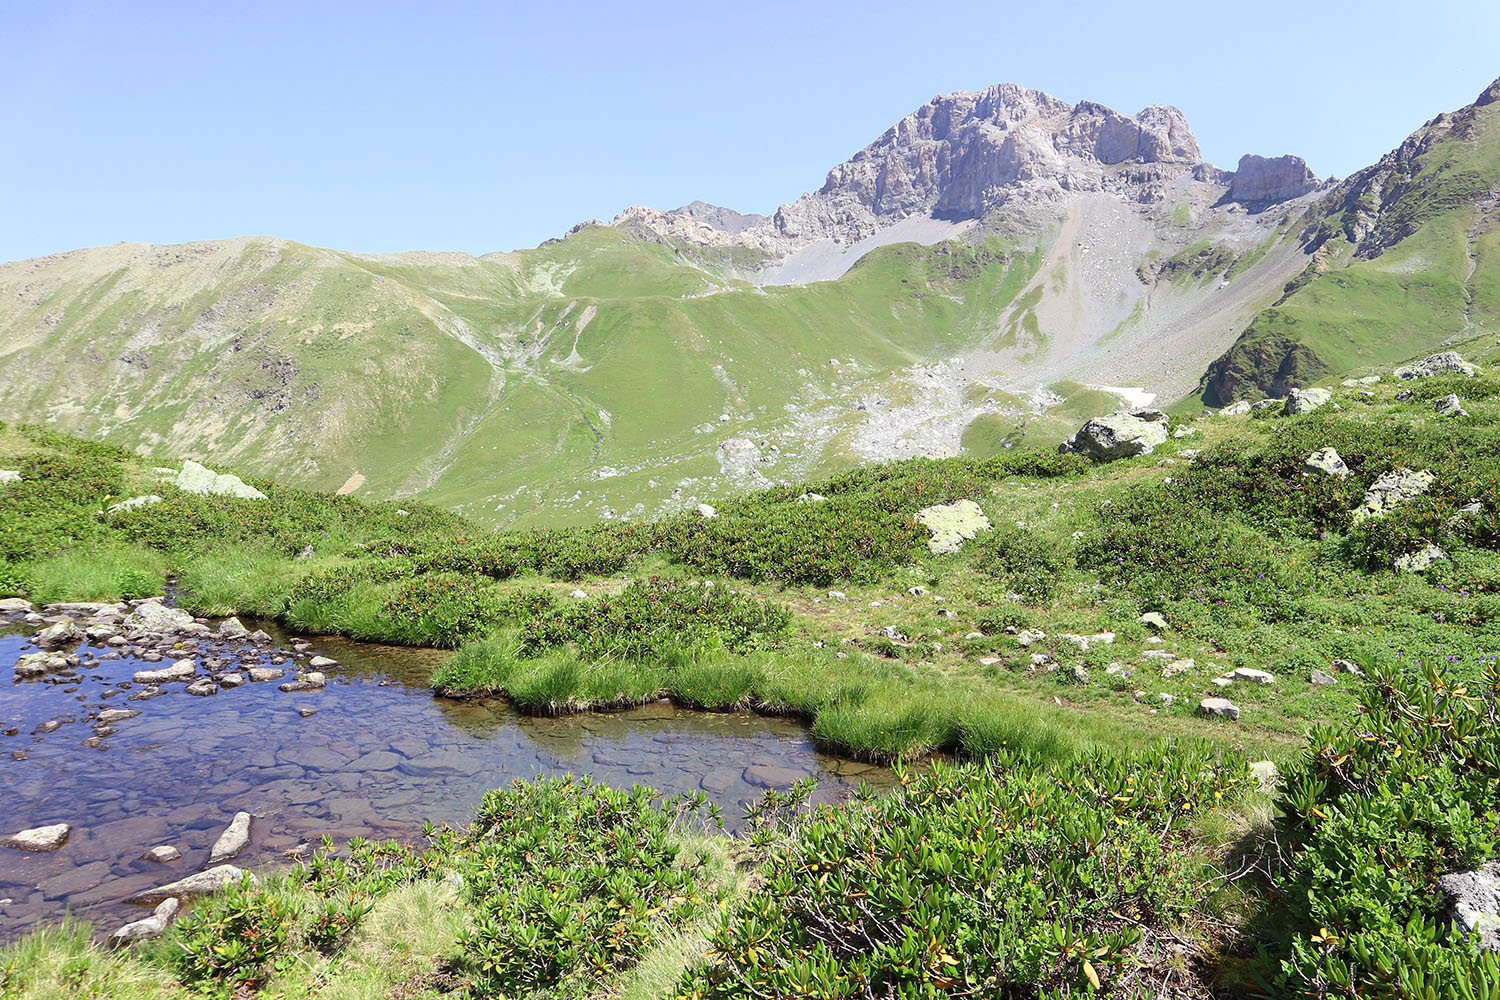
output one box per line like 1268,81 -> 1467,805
0,624 -> 892,939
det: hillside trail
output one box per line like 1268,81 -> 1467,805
1460,182 -> 1499,335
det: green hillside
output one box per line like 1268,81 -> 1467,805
5,331 -> 1500,997
1198,80 -> 1500,404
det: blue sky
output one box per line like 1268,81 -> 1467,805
3,0 -> 1497,262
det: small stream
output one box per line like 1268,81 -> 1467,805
0,619 -> 893,940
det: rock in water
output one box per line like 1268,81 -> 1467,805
125,865 -> 253,905
32,621 -> 80,649
2,823 -> 71,852
111,897 -> 179,942
1060,410 -> 1169,461
124,602 -> 196,632
1439,862 -> 1500,952
1394,352 -> 1478,379
1282,387 -> 1332,415
141,844 -> 181,863
132,660 -> 197,684
1304,448 -> 1350,478
278,671 -> 326,693
915,500 -> 992,554
1352,468 -> 1435,523
207,811 -> 252,865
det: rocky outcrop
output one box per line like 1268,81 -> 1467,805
1440,862 -> 1500,952
1060,410 -> 1169,460
668,201 -> 768,235
1304,448 -> 1350,478
1395,352 -> 1479,380
1226,154 -> 1321,210
1352,468 -> 1435,523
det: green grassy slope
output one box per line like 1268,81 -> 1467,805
1198,80 -> 1500,405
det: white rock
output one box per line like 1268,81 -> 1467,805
1197,697 -> 1241,720
694,503 -> 717,518
132,660 -> 196,685
111,897 -> 180,942
125,865 -> 253,904
141,845 -> 181,863
207,811 -> 252,865
308,655 -> 338,669
914,500 -> 991,554
1227,667 -> 1276,685
1,823 -> 70,852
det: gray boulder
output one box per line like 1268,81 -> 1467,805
1310,669 -> 1339,686
132,659 -> 196,685
125,865 -> 252,905
0,597 -> 33,613
15,652 -> 69,678
124,602 -> 195,633
1227,154 -> 1321,208
1197,697 -> 1241,720
32,621 -> 80,649
106,495 -> 162,514
1138,611 -> 1169,632
1439,862 -> 1500,952
1283,387 -> 1332,415
1304,448 -> 1350,478
1435,394 -> 1470,418
0,470 -> 20,485
1060,410 -> 1169,461
1394,352 -> 1478,380
111,897 -> 180,942
1394,543 -> 1447,573
1219,401 -> 1252,416
1352,468 -> 1435,523
693,503 -> 717,519
207,811 -> 252,866
174,460 -> 266,500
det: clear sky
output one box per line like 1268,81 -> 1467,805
3,0 -> 1498,263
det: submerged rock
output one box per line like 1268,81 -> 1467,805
132,660 -> 196,685
278,671 -> 326,693
2,823 -> 71,852
141,845 -> 181,863
915,499 -> 992,554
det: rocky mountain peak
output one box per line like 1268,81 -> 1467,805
1227,154 -> 1323,210
668,201 -> 767,235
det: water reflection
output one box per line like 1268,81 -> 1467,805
0,625 -> 894,939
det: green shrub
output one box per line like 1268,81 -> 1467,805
161,875 -> 301,986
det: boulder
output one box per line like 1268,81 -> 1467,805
32,620 -> 80,649
218,673 -> 245,688
1310,669 -> 1339,686
1439,862 -> 1500,952
247,667 -> 285,683
175,460 -> 266,500
111,897 -> 179,943
1394,543 -> 1447,573
14,652 -> 69,678
1331,659 -> 1365,677
1060,410 -> 1169,461
0,470 -> 20,485
308,655 -> 338,669
693,503 -> 717,518
184,678 -> 219,697
1304,448 -> 1350,478
1226,667 -> 1276,685
914,499 -> 992,554
125,865 -> 252,905
1394,352 -> 1478,380
1138,611 -> 1169,632
1219,401 -> 1252,416
207,811 -> 252,866
216,617 -> 248,637
1283,387 -> 1332,415
1352,468 -> 1435,523
95,709 -> 139,725
1197,697 -> 1241,720
278,671 -> 326,693
141,845 -> 181,863
795,493 -> 826,504
2,823 -> 71,852
106,495 -> 163,514
124,602 -> 195,633
132,660 -> 196,685
0,598 -> 35,613
1435,394 -> 1470,418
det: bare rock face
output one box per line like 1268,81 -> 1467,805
668,201 -> 767,235
1226,154 -> 1321,209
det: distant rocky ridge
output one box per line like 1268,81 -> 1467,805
620,84 -> 1325,258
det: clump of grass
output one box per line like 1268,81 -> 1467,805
25,544 -> 168,604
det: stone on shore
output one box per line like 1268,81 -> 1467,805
1439,862 -> 1500,952
111,898 -> 179,942
125,865 -> 253,905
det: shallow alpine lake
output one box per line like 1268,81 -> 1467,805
0,621 -> 893,940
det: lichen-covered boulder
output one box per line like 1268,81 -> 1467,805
1304,448 -> 1350,478
1435,394 -> 1470,418
1394,352 -> 1478,380
175,460 -> 266,500
1352,468 -> 1435,523
915,500 -> 992,554
1060,410 -> 1169,461
1283,387 -> 1332,415
1394,543 -> 1447,573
